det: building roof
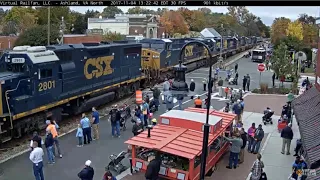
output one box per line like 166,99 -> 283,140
160,110 -> 222,126
125,110 -> 235,160
125,124 -> 222,159
292,87 -> 320,166
200,28 -> 222,38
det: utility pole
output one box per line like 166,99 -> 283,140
47,7 -> 50,45
219,24 -> 224,69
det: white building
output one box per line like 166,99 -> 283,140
87,16 -> 129,35
87,14 -> 161,38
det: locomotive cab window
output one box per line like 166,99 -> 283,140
39,69 -> 52,79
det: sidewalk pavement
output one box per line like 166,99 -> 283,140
242,112 -> 300,180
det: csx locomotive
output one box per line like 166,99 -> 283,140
0,36 -> 261,143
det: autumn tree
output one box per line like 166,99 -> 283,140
271,17 -> 291,44
101,6 -> 123,18
189,11 -> 206,32
297,14 -> 318,48
160,10 -> 189,36
286,20 -> 303,41
177,8 -> 193,28
14,25 -> 59,46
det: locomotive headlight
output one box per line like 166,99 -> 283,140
153,55 -> 159,58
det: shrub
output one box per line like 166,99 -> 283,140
278,87 -> 291,94
251,88 -> 260,93
259,83 -> 269,94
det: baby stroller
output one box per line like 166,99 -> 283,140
119,104 -> 131,131
262,108 -> 274,125
149,99 -> 158,113
228,77 -> 237,85
106,151 -> 128,174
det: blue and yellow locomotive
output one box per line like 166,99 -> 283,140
0,36 -> 262,143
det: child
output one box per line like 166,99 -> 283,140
76,124 -> 83,147
45,130 -> 55,164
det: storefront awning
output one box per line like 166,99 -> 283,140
292,87 -> 320,166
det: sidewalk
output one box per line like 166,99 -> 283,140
242,112 -> 300,180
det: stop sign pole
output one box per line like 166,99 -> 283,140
257,64 -> 265,85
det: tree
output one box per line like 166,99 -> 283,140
271,42 -> 293,82
271,17 -> 291,44
177,8 -> 193,28
35,7 -> 70,26
189,11 -> 206,32
160,10 -> 189,36
14,25 -> 59,46
302,23 -> 317,48
127,7 -> 155,14
198,8 -> 211,14
70,11 -> 86,34
298,14 -> 315,25
102,31 -> 124,41
101,6 -> 123,18
4,7 -> 37,34
286,20 -> 303,41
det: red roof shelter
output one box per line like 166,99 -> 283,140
125,109 -> 236,180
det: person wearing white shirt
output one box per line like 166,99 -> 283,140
29,141 -> 45,180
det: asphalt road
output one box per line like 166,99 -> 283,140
0,56 -> 268,180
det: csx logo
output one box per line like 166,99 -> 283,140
185,46 -> 193,57
84,56 -> 114,79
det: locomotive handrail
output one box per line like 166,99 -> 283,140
5,78 -> 30,130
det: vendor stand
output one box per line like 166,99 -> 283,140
124,110 -> 235,180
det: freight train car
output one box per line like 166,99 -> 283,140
0,43 -> 144,142
0,36 -> 259,143
140,36 -> 254,84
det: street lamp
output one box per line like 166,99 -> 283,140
178,41 -> 213,180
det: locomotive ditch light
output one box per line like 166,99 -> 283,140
170,60 -> 189,96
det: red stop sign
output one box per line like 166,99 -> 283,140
258,64 -> 265,72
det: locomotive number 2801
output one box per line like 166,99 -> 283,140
38,80 -> 56,92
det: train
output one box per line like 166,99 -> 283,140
0,35 -> 262,143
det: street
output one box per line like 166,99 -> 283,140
0,56 -> 275,180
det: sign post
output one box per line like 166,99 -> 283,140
257,64 -> 265,85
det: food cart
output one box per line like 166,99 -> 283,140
124,109 -> 236,180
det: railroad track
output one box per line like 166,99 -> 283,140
0,48 -> 251,163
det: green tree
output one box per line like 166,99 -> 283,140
102,31 -> 125,41
4,7 -> 36,34
36,7 -> 70,27
271,42 -> 295,85
127,7 -> 156,14
101,6 -> 123,18
69,11 -> 85,34
14,25 -> 59,46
